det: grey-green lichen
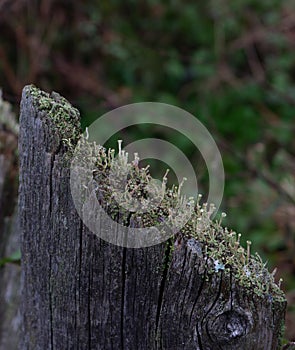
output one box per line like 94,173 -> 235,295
26,85 -> 81,149
78,138 -> 286,304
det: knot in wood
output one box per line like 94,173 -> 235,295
208,310 -> 251,344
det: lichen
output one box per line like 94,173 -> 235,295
31,81 -> 285,304
26,85 -> 81,150
78,138 -> 286,304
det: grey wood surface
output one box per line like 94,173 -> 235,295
19,85 -> 286,350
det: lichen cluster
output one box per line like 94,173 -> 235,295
75,137 -> 195,231
84,138 -> 286,303
27,85 -> 81,149
29,85 -> 285,304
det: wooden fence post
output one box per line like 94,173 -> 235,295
19,85 -> 286,350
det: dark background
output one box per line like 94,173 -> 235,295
0,0 -> 294,342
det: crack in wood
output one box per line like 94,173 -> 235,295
155,238 -> 173,345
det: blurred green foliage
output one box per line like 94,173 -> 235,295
0,0 -> 294,340
0,250 -> 21,268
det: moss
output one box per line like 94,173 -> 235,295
76,138 -> 287,304
26,85 -> 81,149
279,313 -> 286,341
162,237 -> 174,272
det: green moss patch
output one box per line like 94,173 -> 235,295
27,85 -> 81,149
